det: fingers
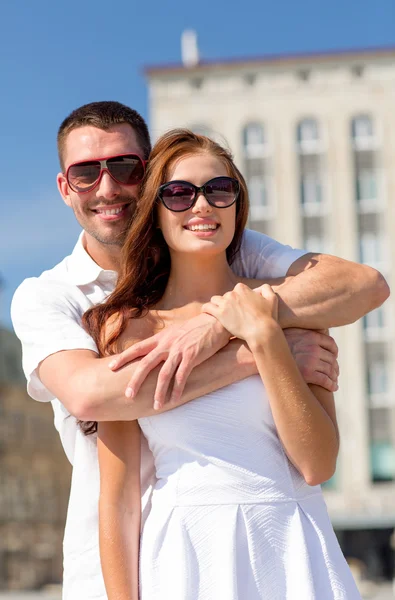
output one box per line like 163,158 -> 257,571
152,353 -> 183,410
234,282 -> 249,293
204,285 -> 257,310
207,295 -> 223,307
300,358 -> 339,391
169,359 -> 194,405
154,354 -> 198,409
124,352 -> 164,399
285,328 -> 338,358
314,348 -> 340,375
259,283 -> 275,298
313,331 -> 338,357
108,338 -> 158,370
302,329 -> 338,357
315,360 -> 339,384
202,301 -> 221,317
309,371 -> 338,393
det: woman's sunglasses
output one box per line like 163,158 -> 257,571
158,176 -> 240,212
66,153 -> 147,193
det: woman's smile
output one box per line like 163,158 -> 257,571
184,218 -> 220,236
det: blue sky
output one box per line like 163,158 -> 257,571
1,0 -> 394,328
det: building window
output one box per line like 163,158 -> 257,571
297,119 -> 319,143
367,360 -> 389,396
356,169 -> 377,202
302,216 -> 328,254
243,123 -> 266,157
369,408 -> 395,482
297,118 -> 324,156
352,116 -> 381,211
352,115 -> 374,141
301,171 -> 322,205
243,123 -> 273,220
249,173 -> 269,209
297,120 -> 326,216
363,307 -> 385,337
359,232 -> 384,265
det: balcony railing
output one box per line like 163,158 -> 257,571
352,135 -> 378,152
369,393 -> 393,409
297,139 -> 325,155
301,200 -> 329,217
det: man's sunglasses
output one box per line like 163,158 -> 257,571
66,153 -> 147,193
158,176 -> 240,212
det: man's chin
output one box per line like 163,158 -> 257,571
95,231 -> 129,247
85,224 -> 130,247
74,199 -> 136,247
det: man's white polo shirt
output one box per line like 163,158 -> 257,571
11,229 -> 306,600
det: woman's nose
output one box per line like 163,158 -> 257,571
192,192 -> 212,213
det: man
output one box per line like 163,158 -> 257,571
11,101 -> 388,600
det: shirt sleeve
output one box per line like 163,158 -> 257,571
232,229 -> 308,279
11,278 -> 98,403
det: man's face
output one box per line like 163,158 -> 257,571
57,123 -> 143,247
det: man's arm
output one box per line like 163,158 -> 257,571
12,277 -> 338,422
37,328 -> 338,421
37,340 -> 256,421
276,253 -> 389,329
110,251 -> 386,403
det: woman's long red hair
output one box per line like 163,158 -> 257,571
81,129 -> 250,434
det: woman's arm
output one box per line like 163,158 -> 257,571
248,325 -> 339,485
203,283 -> 339,486
98,420 -> 141,600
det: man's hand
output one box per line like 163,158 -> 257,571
108,313 -> 230,409
284,328 -> 339,392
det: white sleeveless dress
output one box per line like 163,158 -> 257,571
138,376 -> 361,600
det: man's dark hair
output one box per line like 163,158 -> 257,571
57,101 -> 151,171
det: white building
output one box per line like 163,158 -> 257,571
146,45 -> 395,579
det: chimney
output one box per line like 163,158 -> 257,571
181,29 -> 199,68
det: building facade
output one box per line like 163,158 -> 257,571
0,327 -> 71,590
146,47 -> 395,580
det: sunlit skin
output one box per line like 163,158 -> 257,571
57,123 -> 143,270
157,153 -> 239,309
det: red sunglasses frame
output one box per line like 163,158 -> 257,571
65,152 -> 148,194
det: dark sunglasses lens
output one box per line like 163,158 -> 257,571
161,183 -> 195,211
205,177 -> 238,207
107,155 -> 145,185
68,162 -> 101,191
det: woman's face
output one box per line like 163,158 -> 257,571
157,153 -> 237,259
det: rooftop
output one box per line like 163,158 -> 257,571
145,45 -> 395,76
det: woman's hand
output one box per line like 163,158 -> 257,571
202,283 -> 279,344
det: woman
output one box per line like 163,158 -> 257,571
83,129 -> 361,599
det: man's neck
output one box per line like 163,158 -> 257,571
82,232 -> 121,272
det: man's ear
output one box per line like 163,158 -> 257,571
57,172 -> 72,207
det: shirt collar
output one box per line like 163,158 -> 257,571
67,231 -> 118,286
